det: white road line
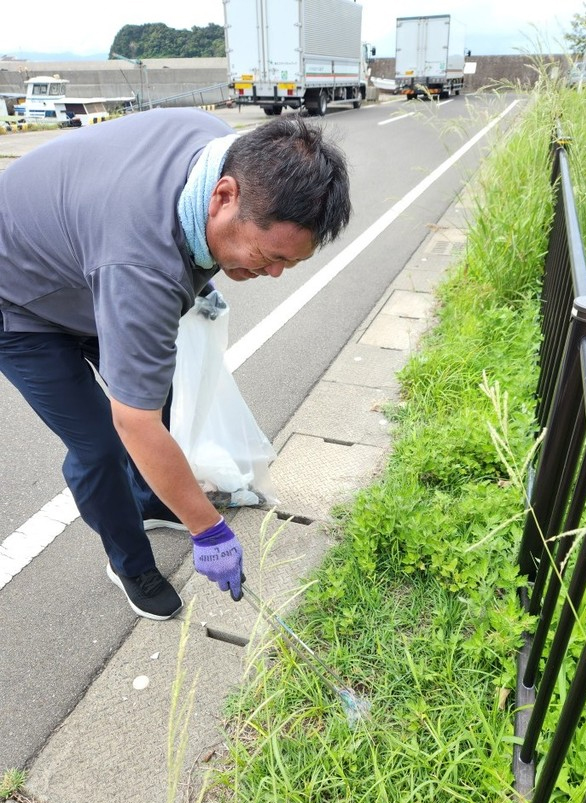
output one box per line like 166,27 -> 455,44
0,489 -> 79,589
378,112 -> 416,125
378,97 -> 454,123
226,98 -> 521,372
0,98 -> 522,588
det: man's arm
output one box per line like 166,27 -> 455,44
110,397 -> 220,534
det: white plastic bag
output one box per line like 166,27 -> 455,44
170,298 -> 279,507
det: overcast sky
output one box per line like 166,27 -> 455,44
0,0 -> 581,58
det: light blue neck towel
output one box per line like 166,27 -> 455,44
178,133 -> 238,269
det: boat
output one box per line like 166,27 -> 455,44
11,75 -> 134,126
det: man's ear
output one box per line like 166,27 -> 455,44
208,175 -> 239,218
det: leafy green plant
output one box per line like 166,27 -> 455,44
188,70 -> 586,803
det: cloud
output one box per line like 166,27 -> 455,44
0,0 -> 578,58
362,0 -> 576,56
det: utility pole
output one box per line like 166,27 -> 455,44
111,53 -> 152,111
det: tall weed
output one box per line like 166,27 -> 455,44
195,77 -> 586,802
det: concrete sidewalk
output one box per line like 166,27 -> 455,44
20,191 -> 471,803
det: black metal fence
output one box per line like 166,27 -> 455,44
514,131 -> 586,802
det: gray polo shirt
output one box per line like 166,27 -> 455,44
0,108 -> 231,409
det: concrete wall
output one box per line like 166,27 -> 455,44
368,54 -> 569,93
0,54 -> 571,107
0,58 -> 230,106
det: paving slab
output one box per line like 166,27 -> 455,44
380,289 -> 436,319
359,312 -> 430,351
277,380 -> 393,448
25,510 -> 335,803
392,266 -> 450,294
321,341 -> 406,390
270,434 -> 386,521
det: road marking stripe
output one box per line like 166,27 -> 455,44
226,98 -> 521,372
0,489 -> 79,589
378,112 -> 416,125
0,98 -> 522,588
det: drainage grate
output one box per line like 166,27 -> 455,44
274,512 -> 315,526
427,240 -> 466,256
205,627 -> 249,647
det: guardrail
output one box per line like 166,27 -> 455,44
128,81 -> 232,112
514,129 -> 586,802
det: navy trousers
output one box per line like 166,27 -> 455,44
0,321 -> 170,577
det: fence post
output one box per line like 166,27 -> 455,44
514,127 -> 586,803
521,520 -> 586,764
528,641 -> 586,803
518,303 -> 586,579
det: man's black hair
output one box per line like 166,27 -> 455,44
221,115 -> 351,247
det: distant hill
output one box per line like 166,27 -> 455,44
1,51 -> 108,62
1,22 -> 225,63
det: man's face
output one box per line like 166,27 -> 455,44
206,176 -> 316,282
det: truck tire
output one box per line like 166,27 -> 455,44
352,88 -> 362,109
317,91 -> 328,116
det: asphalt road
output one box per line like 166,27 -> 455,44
0,94 -> 524,771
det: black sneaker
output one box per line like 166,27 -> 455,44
106,562 -> 183,620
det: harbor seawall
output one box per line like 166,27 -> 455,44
0,54 -> 567,107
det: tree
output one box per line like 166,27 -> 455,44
109,22 -> 226,60
565,5 -> 586,57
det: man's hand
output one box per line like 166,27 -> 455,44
195,289 -> 227,320
191,518 -> 244,601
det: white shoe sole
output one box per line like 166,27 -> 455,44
143,518 -> 188,532
106,563 -> 183,621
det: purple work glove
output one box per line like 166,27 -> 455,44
191,518 -> 244,601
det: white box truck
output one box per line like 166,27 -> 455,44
395,15 -> 466,100
223,0 -> 366,116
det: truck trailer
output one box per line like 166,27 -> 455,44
223,0 -> 366,116
395,15 -> 466,100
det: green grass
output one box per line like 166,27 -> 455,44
185,79 -> 586,802
0,768 -> 26,801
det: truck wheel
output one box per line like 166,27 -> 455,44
263,107 -> 274,116
272,105 -> 283,115
352,88 -> 361,109
317,91 -> 328,116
